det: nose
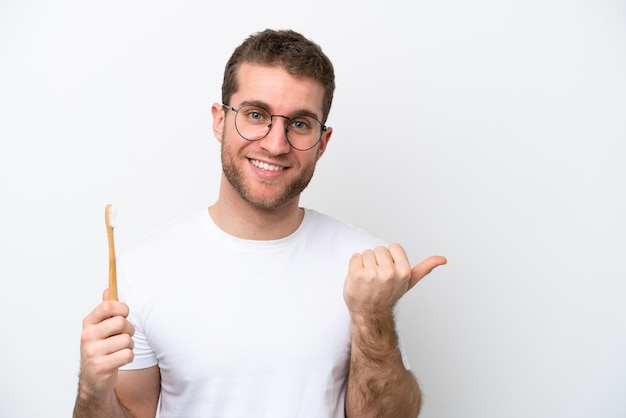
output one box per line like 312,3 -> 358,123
261,115 -> 291,154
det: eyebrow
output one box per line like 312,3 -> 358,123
238,99 -> 322,122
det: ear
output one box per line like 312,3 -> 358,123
316,126 -> 332,160
211,103 -> 226,142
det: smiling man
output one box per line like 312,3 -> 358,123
73,29 -> 446,418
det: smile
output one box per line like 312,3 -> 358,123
250,159 -> 285,172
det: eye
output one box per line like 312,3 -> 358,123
243,107 -> 269,124
289,117 -> 313,131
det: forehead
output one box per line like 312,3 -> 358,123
233,62 -> 325,116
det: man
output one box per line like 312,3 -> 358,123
73,29 -> 446,418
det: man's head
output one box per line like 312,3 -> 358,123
212,29 -> 335,212
221,29 -> 335,125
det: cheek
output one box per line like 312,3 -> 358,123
221,125 -> 245,147
314,142 -> 328,161
299,153 -> 321,170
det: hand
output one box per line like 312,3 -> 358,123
343,243 -> 447,318
78,289 -> 135,400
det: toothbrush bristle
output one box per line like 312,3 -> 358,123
107,204 -> 117,228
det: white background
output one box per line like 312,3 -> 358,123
1,1 -> 625,417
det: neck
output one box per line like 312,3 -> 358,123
209,177 -> 305,240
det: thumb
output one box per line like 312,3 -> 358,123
408,255 -> 447,290
102,288 -> 109,302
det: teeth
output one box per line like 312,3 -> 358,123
251,159 -> 284,172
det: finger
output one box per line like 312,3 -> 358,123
373,246 -> 409,284
100,315 -> 135,339
408,255 -> 448,289
83,300 -> 130,328
106,332 -> 135,355
108,346 -> 135,369
81,334 -> 135,372
348,252 -> 364,272
82,315 -> 135,345
373,245 -> 394,267
84,329 -> 134,355
387,243 -> 411,275
361,249 -> 378,270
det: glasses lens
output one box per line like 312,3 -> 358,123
285,115 -> 322,150
235,106 -> 272,141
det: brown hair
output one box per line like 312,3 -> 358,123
221,29 -> 335,123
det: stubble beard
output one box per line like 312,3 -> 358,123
220,136 -> 317,210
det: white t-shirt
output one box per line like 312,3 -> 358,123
118,208 -> 408,417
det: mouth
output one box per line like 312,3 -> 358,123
249,158 -> 285,172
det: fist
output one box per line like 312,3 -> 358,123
343,243 -> 447,318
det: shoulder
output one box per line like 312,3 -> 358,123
302,208 -> 388,249
120,210 -> 205,258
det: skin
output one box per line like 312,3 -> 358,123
344,246 -> 446,417
72,62 -> 446,418
73,290 -> 159,418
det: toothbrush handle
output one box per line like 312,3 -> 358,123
107,226 -> 118,301
105,205 -> 118,301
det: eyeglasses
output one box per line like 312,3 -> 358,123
222,104 -> 327,151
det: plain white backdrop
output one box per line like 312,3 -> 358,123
1,1 -> 625,417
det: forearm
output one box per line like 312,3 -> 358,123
345,313 -> 422,418
73,385 -> 132,418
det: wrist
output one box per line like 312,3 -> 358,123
350,310 -> 395,334
350,313 -> 400,356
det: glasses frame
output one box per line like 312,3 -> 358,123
222,104 -> 327,151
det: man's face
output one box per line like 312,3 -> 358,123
214,62 -> 331,210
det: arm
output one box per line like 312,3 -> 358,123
346,311 -> 422,417
115,367 -> 161,418
73,290 -> 161,418
343,244 -> 446,418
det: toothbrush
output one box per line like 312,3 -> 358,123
105,204 -> 118,301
